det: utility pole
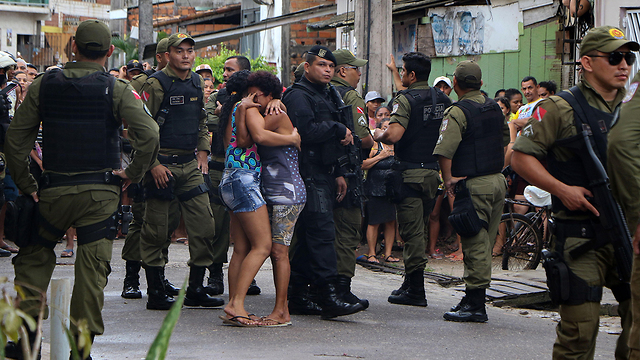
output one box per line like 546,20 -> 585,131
139,0 -> 153,62
355,0 -> 392,100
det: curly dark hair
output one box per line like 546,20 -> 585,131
215,70 -> 251,155
247,71 -> 282,99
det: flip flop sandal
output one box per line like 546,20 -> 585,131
384,255 -> 400,263
219,315 -> 258,327
259,318 -> 292,327
61,249 -> 74,258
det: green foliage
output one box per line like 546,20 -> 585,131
194,45 -> 276,86
145,278 -> 187,360
111,35 -> 139,62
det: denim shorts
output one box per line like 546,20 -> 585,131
219,168 -> 266,213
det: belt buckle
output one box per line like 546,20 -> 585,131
171,154 -> 179,165
581,227 -> 587,238
419,162 -> 425,169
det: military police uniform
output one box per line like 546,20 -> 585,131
120,37 -> 176,299
204,87 -> 232,294
283,45 -> 364,320
139,33 -> 222,310
329,49 -> 371,309
386,77 -> 451,307
513,26 -> 636,359
608,69 -> 640,359
5,20 -> 159,350
434,61 -> 508,322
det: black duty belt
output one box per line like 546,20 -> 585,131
400,161 -> 439,170
158,153 -> 196,165
40,172 -> 122,189
208,160 -> 225,171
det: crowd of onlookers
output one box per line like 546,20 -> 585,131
355,57 -> 558,264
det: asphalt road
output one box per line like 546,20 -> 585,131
0,239 -> 621,360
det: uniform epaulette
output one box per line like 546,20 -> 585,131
116,78 -> 130,84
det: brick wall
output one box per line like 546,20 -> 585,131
288,0 -> 336,69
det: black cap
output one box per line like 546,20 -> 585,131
307,45 -> 337,65
126,59 -> 144,73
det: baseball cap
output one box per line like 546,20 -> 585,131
364,91 -> 385,103
580,26 -> 640,56
307,45 -> 337,66
433,76 -> 452,88
454,60 -> 482,84
75,19 -> 111,52
156,38 -> 169,54
167,33 -> 195,49
293,63 -> 305,79
332,49 -> 368,67
126,59 -> 144,73
195,64 -> 213,75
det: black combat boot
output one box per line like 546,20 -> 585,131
247,278 -> 261,295
443,288 -> 488,322
387,270 -> 427,307
449,294 -> 469,312
160,266 -> 180,296
318,279 -> 364,320
121,261 -> 142,299
288,281 -> 322,315
391,275 -> 409,296
184,266 -> 224,307
336,275 -> 369,310
205,262 -> 224,295
5,328 -> 41,360
145,266 -> 175,310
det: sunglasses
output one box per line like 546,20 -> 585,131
587,51 -> 636,66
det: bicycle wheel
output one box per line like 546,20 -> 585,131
500,212 -> 543,270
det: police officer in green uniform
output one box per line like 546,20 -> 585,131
512,26 -> 636,359
4,20 -> 160,358
203,55 -> 262,296
373,52 -> 451,307
608,69 -> 640,358
139,33 -> 223,310
121,36 -> 178,299
433,61 -> 509,322
330,49 -> 374,309
129,37 -> 169,93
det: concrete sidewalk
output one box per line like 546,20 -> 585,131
0,239 -> 622,359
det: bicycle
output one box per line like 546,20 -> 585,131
499,197 -> 552,270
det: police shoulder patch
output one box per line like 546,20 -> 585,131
392,103 -> 399,114
622,82 -> 638,103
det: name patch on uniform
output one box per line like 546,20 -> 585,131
423,104 -> 445,121
623,82 -> 638,103
170,96 -> 185,105
190,97 -> 198,102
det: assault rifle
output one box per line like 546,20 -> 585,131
328,85 -> 366,215
570,130 -> 634,282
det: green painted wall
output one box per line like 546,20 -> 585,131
429,20 -> 562,101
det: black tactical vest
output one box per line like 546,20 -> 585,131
450,96 -> 504,178
335,85 -> 355,99
395,87 -> 450,165
39,69 -> 121,172
547,87 -> 613,215
151,71 -> 202,150
284,80 -> 343,172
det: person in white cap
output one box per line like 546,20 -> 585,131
195,63 -> 213,80
433,76 -> 452,96
364,90 -> 385,128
